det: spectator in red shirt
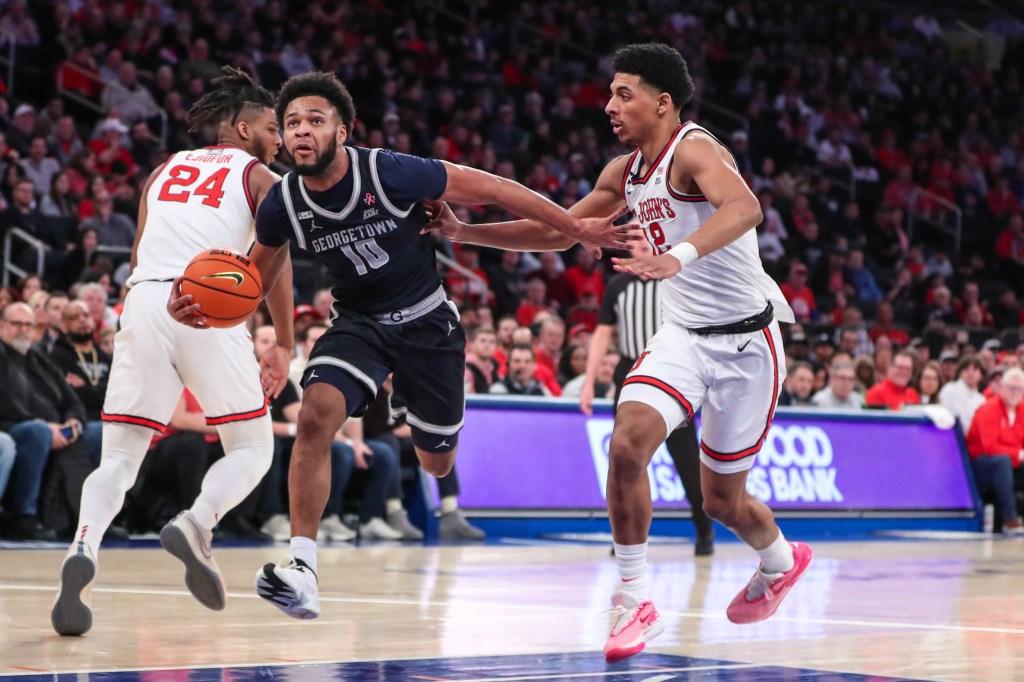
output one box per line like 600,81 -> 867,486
563,246 -> 604,303
882,165 -> 916,210
865,350 -> 921,410
529,251 -> 574,311
533,317 -> 565,377
966,367 -> 1024,535
87,118 -> 137,178
875,129 -> 908,173
444,243 -> 491,308
988,177 -> 1022,220
780,261 -> 817,322
516,278 -> 553,327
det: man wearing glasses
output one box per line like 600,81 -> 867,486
0,303 -> 88,540
811,359 -> 865,410
865,350 -> 921,410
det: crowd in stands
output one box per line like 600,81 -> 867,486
1,0 -> 1024,538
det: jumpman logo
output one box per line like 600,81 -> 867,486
310,220 -> 325,231
447,321 -> 455,336
308,369 -> 319,380
437,438 -> 450,449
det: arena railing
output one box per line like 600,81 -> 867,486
907,187 -> 963,254
2,227 -> 44,287
56,61 -> 169,145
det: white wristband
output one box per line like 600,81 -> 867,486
667,241 -> 699,267
287,423 -> 297,437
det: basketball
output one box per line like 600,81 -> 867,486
180,248 -> 262,328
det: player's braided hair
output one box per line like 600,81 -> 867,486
186,66 -> 275,133
276,71 -> 356,133
612,43 -> 695,111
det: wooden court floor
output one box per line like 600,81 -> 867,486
0,537 -> 1022,681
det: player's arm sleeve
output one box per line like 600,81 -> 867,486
374,150 -> 448,208
254,185 -> 291,248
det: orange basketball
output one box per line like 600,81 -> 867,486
180,248 -> 263,328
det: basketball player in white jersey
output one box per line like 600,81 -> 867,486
51,67 -> 293,637
425,43 -> 812,662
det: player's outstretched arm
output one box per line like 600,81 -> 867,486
612,133 -> 762,280
426,157 -> 634,252
437,160 -> 632,251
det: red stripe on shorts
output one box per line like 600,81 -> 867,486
622,375 -> 694,419
101,412 -> 166,432
700,327 -> 780,461
205,400 -> 269,425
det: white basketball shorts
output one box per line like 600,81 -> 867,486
617,319 -> 785,474
102,281 -> 268,432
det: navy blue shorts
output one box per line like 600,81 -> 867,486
302,301 -> 466,436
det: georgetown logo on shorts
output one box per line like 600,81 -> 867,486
389,310 -> 404,322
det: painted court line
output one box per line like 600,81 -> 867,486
3,582 -> 1023,637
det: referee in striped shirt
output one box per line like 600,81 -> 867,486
580,272 -> 714,555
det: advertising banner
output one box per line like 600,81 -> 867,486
455,397 -> 975,512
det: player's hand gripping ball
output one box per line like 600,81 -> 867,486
180,248 -> 262,328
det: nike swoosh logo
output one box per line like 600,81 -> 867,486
201,272 -> 244,287
737,339 -> 752,352
187,515 -> 212,558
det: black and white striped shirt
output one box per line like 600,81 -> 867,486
598,274 -> 662,360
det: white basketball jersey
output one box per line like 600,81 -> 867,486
622,122 -> 794,328
129,146 -> 261,285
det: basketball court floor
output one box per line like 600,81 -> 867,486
0,535 -> 1021,681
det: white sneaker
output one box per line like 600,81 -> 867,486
260,514 -> 291,542
359,516 -> 403,540
159,510 -> 226,610
51,541 -> 97,636
256,555 -> 320,619
318,514 -> 356,542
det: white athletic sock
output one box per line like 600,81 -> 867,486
191,417 -> 273,529
290,535 -> 318,575
440,495 -> 458,514
74,422 -> 152,555
756,531 -> 794,575
613,542 -> 648,601
385,498 -> 402,515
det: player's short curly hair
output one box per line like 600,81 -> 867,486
612,43 -> 694,111
276,71 -> 356,133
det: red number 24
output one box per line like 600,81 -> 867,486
157,165 -> 230,208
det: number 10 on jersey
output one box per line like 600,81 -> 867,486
340,238 -> 390,275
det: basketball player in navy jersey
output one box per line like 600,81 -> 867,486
171,71 -> 632,619
426,43 -> 812,662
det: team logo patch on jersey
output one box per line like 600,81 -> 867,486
201,272 -> 245,287
297,210 -> 313,220
364,192 -> 376,205
363,207 -> 379,219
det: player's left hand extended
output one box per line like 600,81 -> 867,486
260,343 -> 292,398
575,213 -> 644,253
421,200 -> 463,241
611,252 -> 682,281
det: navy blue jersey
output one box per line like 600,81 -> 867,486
256,147 -> 448,316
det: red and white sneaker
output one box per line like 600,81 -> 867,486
727,541 -> 813,624
603,588 -> 664,663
